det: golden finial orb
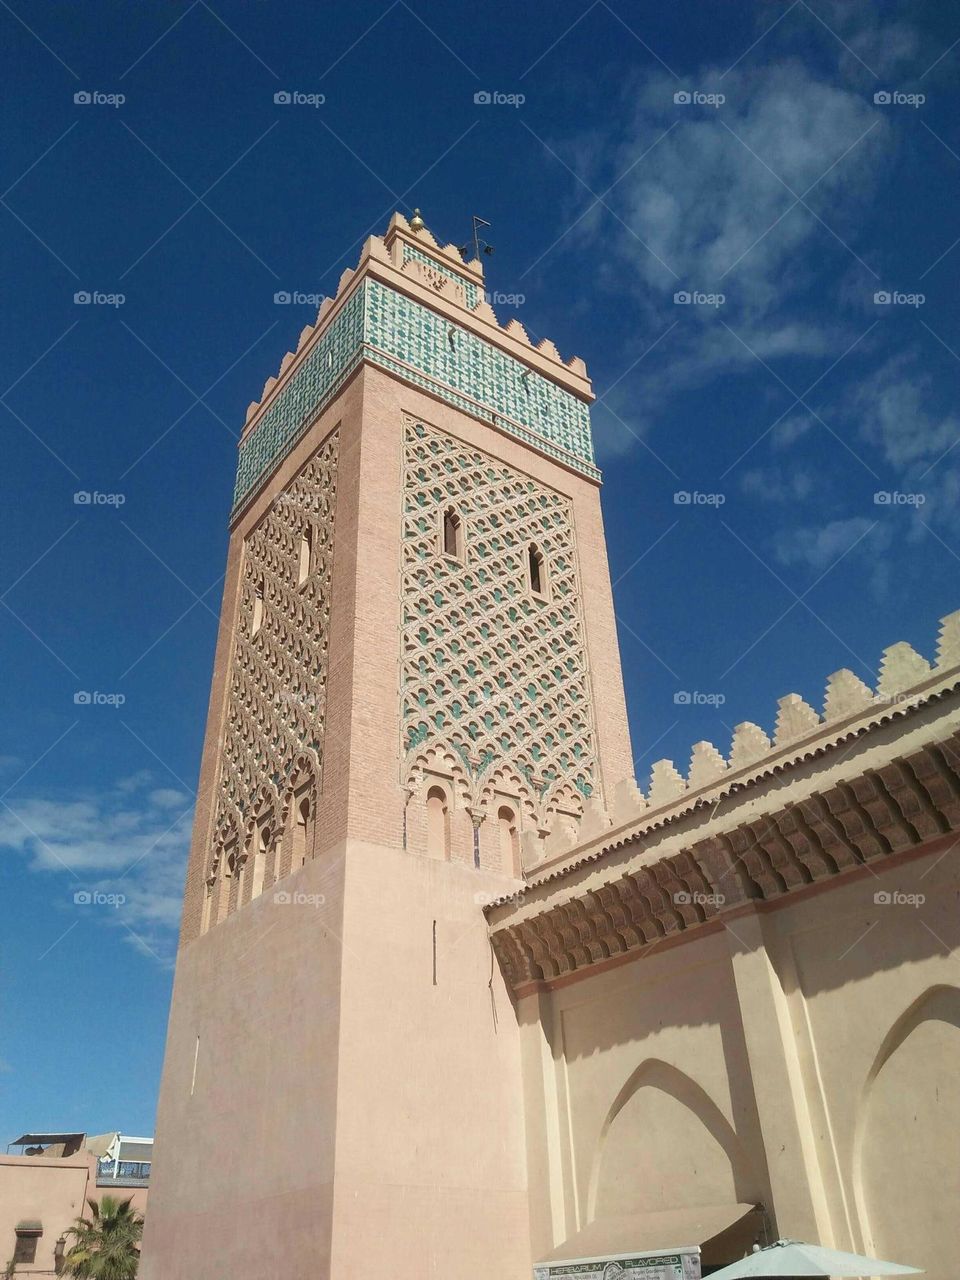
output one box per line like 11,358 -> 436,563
408,208 -> 425,233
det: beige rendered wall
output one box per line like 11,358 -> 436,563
759,839 -> 960,1277
518,926 -> 771,1263
519,842 -> 959,1279
140,851 -> 346,1280
331,841 -> 531,1280
0,1153 -> 89,1276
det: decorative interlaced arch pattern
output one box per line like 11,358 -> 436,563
210,430 -> 339,887
401,417 -> 598,825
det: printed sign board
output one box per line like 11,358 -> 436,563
535,1248 -> 702,1280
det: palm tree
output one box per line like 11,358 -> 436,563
62,1195 -> 143,1279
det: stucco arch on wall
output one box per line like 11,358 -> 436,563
852,984 -> 960,1259
586,1058 -> 755,1221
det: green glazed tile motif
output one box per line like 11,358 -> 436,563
364,281 -> 595,474
401,244 -> 481,308
233,287 -> 364,508
234,279 -> 597,511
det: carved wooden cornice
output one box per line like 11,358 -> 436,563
489,733 -> 960,995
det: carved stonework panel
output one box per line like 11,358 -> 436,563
209,430 -> 339,909
400,416 -> 598,829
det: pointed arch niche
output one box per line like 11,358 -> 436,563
587,1058 -> 757,1222
853,985 -> 960,1277
425,784 -> 452,861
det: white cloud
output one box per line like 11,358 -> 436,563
562,57 -> 892,420
801,2 -> 921,77
611,61 -> 887,312
851,354 -> 959,470
149,787 -> 191,809
774,515 -> 885,570
1,772 -> 192,966
741,464 -> 817,503
771,412 -> 816,449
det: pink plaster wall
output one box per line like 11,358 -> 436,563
0,1152 -> 148,1276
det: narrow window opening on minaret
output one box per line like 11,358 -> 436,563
252,579 -> 264,636
251,821 -> 270,900
528,544 -> 547,597
426,785 -> 450,860
200,878 -> 214,935
498,805 -> 520,875
442,508 -> 464,561
298,528 -> 312,585
292,792 -> 311,870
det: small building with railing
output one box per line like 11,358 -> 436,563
2,1130 -> 151,1275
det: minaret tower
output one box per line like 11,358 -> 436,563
141,212 -> 633,1280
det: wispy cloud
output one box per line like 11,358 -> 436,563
851,353 -> 959,470
558,54 -> 894,433
741,464 -> 817,503
613,62 -> 885,303
0,773 -> 192,965
774,515 -> 888,571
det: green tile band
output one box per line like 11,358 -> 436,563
233,280 -> 598,510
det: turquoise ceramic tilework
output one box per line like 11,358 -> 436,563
401,244 -> 481,308
233,287 -> 364,507
233,278 -> 597,510
364,281 -> 595,474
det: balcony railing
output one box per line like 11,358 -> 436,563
96,1174 -> 150,1187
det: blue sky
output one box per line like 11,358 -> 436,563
1,0 -> 957,1139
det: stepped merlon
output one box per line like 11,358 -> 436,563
514,608 -> 960,877
233,211 -> 596,512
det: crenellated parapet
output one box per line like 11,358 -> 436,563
487,605 -> 960,994
513,609 -> 960,878
232,211 -> 597,513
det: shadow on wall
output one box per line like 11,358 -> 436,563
854,984 -> 960,1280
552,844 -> 960,1053
587,1058 -> 763,1221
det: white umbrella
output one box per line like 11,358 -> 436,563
706,1240 -> 922,1280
